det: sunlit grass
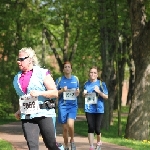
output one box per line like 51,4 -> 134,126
0,139 -> 14,150
0,114 -> 18,150
75,120 -> 150,150
75,106 -> 150,150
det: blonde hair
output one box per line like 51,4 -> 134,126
19,47 -> 39,66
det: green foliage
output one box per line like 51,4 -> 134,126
0,0 -> 131,118
77,108 -> 84,115
145,0 -> 150,20
0,0 -> 139,139
0,114 -> 17,125
0,139 -> 14,150
0,102 -> 13,118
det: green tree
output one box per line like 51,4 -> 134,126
0,1 -> 43,113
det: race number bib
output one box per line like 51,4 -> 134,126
85,93 -> 97,104
19,94 -> 40,114
63,89 -> 76,100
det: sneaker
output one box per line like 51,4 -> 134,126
70,142 -> 76,150
95,145 -> 101,150
89,147 -> 94,150
95,141 -> 102,150
57,143 -> 64,150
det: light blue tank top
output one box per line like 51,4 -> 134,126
13,66 -> 56,119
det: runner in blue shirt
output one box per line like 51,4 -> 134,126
83,66 -> 108,150
56,61 -> 80,150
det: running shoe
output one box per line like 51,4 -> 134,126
95,141 -> 102,150
89,147 -> 94,150
56,143 -> 64,150
95,145 -> 101,150
70,142 -> 76,150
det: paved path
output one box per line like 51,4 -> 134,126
0,116 -> 132,150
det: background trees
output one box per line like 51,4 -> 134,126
0,0 -> 150,140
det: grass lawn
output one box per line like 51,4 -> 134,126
75,120 -> 150,150
0,139 -> 14,150
75,107 -> 150,150
0,114 -> 17,150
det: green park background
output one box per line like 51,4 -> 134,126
0,1 -> 150,149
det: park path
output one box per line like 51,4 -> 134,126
0,116 -> 132,150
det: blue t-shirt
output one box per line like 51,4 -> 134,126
56,75 -> 79,107
84,80 -> 108,113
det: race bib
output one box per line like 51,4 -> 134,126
85,93 -> 97,104
63,89 -> 76,100
19,94 -> 40,114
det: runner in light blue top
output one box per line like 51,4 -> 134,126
83,66 -> 108,150
13,65 -> 56,119
13,47 -> 60,150
56,61 -> 80,150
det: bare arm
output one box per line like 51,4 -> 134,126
94,86 -> 108,99
58,86 -> 67,95
30,74 -> 58,98
82,90 -> 87,97
14,107 -> 21,120
58,86 -> 80,97
98,91 -> 108,99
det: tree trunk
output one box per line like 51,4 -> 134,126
126,58 -> 135,105
98,0 -> 118,129
125,0 -> 150,140
44,14 -> 79,73
117,40 -> 127,136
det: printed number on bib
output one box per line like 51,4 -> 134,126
85,93 -> 97,104
19,94 -> 40,114
63,89 -> 76,100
